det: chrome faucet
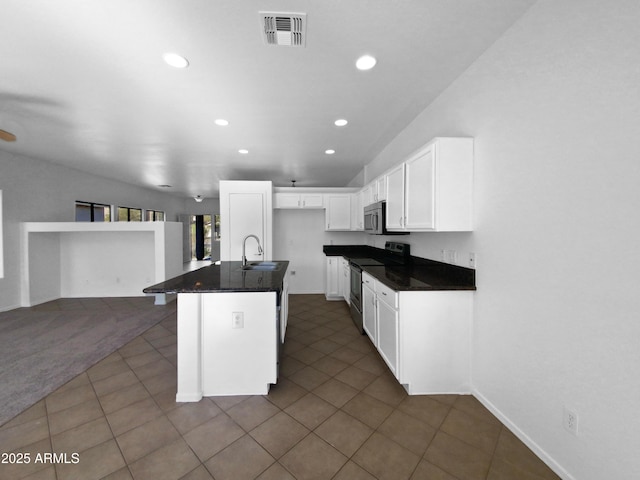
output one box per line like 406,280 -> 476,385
242,234 -> 263,266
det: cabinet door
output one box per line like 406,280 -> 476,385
325,257 -> 341,298
341,258 -> 351,304
405,145 -> 435,229
301,194 -> 324,209
376,176 -> 387,202
351,191 -> 364,230
362,284 -> 377,344
385,163 -> 405,230
325,195 -> 351,230
377,299 -> 399,377
273,193 -> 301,209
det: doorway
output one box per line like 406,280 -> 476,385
190,214 -> 220,261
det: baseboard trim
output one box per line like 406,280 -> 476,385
472,388 -> 574,480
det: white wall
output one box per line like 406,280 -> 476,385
360,1 -> 640,478
273,209 -> 363,294
0,152 -> 187,311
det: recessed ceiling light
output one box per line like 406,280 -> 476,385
334,119 -> 348,127
356,54 -> 377,71
325,149 -> 335,155
163,52 -> 189,68
238,149 -> 249,154
214,119 -> 229,126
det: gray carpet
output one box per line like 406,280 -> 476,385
0,297 -> 176,426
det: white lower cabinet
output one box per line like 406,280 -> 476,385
324,256 -> 342,300
362,271 -> 473,394
362,281 -> 377,343
341,257 -> 351,304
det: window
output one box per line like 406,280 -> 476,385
145,210 -> 165,221
117,206 -> 142,222
75,201 -> 111,222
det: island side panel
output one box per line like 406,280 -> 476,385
201,291 -> 277,396
176,293 -> 203,402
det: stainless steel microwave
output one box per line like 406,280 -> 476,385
363,201 -> 408,235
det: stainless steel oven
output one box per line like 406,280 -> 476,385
349,258 -> 383,333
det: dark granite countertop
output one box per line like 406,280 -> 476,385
143,261 -> 289,294
323,245 -> 475,292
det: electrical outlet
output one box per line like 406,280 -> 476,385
563,406 -> 579,435
469,252 -> 476,268
232,312 -> 244,329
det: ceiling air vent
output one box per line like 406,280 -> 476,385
259,12 -> 307,47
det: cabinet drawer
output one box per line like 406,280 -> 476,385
362,272 -> 375,289
376,281 -> 398,309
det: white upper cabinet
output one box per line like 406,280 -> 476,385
274,193 -> 324,209
385,137 -> 473,232
375,176 -> 387,202
350,190 -> 364,231
325,194 -> 351,231
220,181 -> 273,261
385,163 -> 405,230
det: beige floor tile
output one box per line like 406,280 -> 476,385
55,439 -> 126,480
312,378 -> 359,408
128,438 -> 200,480
179,464 -> 214,480
98,382 -> 152,414
315,410 -> 373,457
362,373 -> 408,407
377,409 -> 436,456
424,431 -> 493,480
334,365 -> 378,390
91,370 -> 140,397
116,415 -> 182,464
440,407 -> 502,454
287,365 -> 331,390
47,398 -> 104,436
397,395 -> 452,429
264,378 -> 307,409
284,393 -> 337,430
255,462 -> 296,480
0,438 -> 52,480
166,398 -> 223,435
280,433 -> 347,480
341,392 -> 394,429
204,435 -> 275,480
51,417 -> 113,454
0,416 -> 49,452
106,397 -> 163,436
86,358 -> 132,383
410,459 -> 459,480
226,396 -> 280,431
332,460 -> 377,480
45,383 -> 97,414
352,432 -> 421,480
182,414 -> 245,462
249,411 -> 310,458
493,428 -> 560,479
310,355 -> 349,376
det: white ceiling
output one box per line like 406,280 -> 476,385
0,0 -> 534,198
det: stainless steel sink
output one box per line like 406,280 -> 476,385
240,261 -> 282,271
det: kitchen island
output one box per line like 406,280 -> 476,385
143,261 -> 289,400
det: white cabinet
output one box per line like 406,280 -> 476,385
274,193 -> 324,209
324,256 -> 342,300
362,278 -> 377,343
351,191 -> 365,231
375,176 -> 387,202
325,194 -> 351,231
377,295 -> 399,376
341,257 -> 351,304
360,270 -> 473,394
385,164 -> 405,230
385,137 -> 473,232
220,181 -> 273,261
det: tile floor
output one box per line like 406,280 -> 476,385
0,294 -> 560,480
